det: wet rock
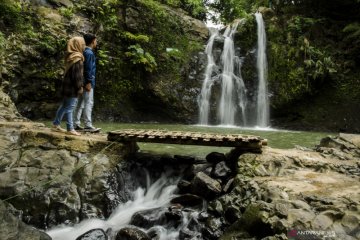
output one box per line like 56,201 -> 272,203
224,205 -> 242,224
223,178 -> 235,193
116,227 -> 150,240
75,228 -> 107,240
184,163 -> 213,180
208,199 -> 224,217
177,180 -> 192,193
191,172 -> 222,199
165,204 -> 183,222
170,194 -> 203,207
198,211 -> 209,222
186,215 -> 202,232
179,227 -> 201,240
0,200 -> 51,240
212,161 -> 231,179
206,152 -> 226,164
201,217 -> 224,240
130,208 -> 166,229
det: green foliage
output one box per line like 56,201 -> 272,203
156,0 -> 207,20
266,12 -> 338,106
97,49 -> 110,67
0,0 -> 23,29
209,0 -> 269,23
58,7 -> 74,19
125,44 -> 157,72
79,0 -> 121,31
343,22 -> 360,44
287,16 -> 320,38
122,32 -> 150,44
0,31 -> 5,49
302,41 -> 337,80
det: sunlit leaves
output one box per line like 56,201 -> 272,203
125,44 -> 157,72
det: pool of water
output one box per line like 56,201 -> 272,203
94,123 -> 334,158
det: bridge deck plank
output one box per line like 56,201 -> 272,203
108,129 -> 266,152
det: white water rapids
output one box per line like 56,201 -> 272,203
46,174 -> 195,240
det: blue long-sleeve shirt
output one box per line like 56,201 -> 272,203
83,47 -> 96,88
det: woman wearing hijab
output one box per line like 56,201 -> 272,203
52,36 -> 85,136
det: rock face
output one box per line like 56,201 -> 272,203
0,88 -> 26,122
216,139 -> 360,240
0,200 -> 51,240
0,122 -> 130,228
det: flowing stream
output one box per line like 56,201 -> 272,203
43,121 -> 332,239
47,173 -> 197,240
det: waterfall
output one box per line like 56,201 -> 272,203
198,20 -> 247,126
234,55 -> 247,126
255,12 -> 270,127
198,29 -> 219,125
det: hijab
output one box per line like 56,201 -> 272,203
64,36 -> 85,74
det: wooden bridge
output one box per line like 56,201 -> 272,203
108,129 -> 267,152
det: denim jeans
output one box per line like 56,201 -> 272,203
74,88 -> 94,128
53,97 -> 78,131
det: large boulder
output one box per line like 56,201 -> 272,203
0,122 -> 129,228
191,172 -> 222,199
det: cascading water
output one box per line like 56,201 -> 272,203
46,172 -> 203,240
198,28 -> 219,125
255,12 -> 270,127
198,20 -> 247,126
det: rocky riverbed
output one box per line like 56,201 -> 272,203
0,88 -> 359,239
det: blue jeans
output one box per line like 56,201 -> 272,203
74,88 -> 94,128
53,97 -> 78,131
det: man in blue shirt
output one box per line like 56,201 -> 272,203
74,33 -> 100,131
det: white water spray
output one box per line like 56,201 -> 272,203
198,20 -> 247,126
46,174 -> 180,240
198,28 -> 219,125
255,12 -> 270,127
